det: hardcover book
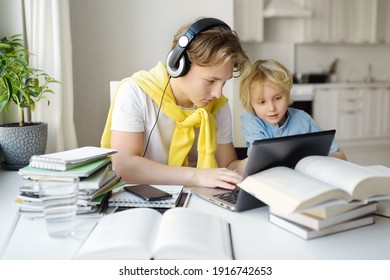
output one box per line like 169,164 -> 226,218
302,200 -> 365,219
269,214 -> 375,240
270,202 -> 377,230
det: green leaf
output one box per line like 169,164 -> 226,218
0,34 -> 60,125
0,65 -> 6,76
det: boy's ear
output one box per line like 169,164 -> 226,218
166,17 -> 230,78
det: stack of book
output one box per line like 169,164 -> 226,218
237,155 -> 390,240
15,146 -> 124,217
269,202 -> 377,240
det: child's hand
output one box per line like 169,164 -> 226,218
194,168 -> 242,190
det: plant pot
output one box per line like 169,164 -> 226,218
0,122 -> 48,170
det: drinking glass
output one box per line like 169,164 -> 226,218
38,177 -> 79,238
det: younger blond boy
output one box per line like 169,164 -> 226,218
239,59 -> 346,160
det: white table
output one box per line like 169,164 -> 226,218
0,169 -> 23,256
189,195 -> 390,260
1,170 -> 390,260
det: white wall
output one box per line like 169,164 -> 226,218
0,0 -> 24,125
242,42 -> 390,84
69,0 -> 235,147
3,0 -> 390,149
0,0 -> 23,39
295,44 -> 390,83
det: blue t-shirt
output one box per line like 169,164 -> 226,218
241,107 -> 339,155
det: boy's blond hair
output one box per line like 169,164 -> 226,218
240,59 -> 293,114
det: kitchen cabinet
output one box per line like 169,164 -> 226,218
234,0 -> 264,42
303,0 -> 378,43
313,85 -> 390,141
376,88 -> 390,137
234,0 -> 387,44
350,0 -> 378,43
313,85 -> 390,166
377,0 -> 390,43
314,87 -> 362,139
303,0 -> 331,42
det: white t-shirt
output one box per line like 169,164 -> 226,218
111,80 -> 233,167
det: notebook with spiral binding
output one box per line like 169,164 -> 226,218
108,185 -> 183,208
29,146 -> 117,171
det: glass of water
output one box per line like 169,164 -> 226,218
38,177 -> 79,238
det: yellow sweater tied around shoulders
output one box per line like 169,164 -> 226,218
101,62 -> 227,168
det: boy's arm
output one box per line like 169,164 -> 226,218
329,149 -> 347,160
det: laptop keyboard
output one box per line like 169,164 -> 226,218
213,190 -> 239,204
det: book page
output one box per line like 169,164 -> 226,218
366,165 -> 390,175
152,208 -> 233,260
74,208 -> 161,260
238,166 -> 351,213
295,156 -> 390,199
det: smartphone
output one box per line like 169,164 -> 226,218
123,184 -> 172,201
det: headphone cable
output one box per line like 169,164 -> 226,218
142,76 -> 172,157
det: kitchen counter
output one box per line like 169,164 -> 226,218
300,81 -> 390,88
291,82 -> 390,101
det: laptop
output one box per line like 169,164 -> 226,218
191,129 -> 336,212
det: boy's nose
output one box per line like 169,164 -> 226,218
211,87 -> 223,99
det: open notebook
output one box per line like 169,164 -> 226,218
191,130 -> 336,212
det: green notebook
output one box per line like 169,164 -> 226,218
91,180 -> 126,203
18,157 -> 111,178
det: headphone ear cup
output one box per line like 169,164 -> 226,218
166,50 -> 190,78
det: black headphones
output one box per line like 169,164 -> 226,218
166,17 -> 230,78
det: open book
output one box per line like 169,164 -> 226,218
74,207 -> 233,260
238,156 -> 390,213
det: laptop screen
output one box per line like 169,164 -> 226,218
243,130 -> 336,178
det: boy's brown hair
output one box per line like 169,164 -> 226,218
171,19 -> 249,77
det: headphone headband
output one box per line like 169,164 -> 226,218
166,18 -> 230,78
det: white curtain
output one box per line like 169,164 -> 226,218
23,0 -> 77,152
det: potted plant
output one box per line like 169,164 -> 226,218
0,34 -> 59,170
